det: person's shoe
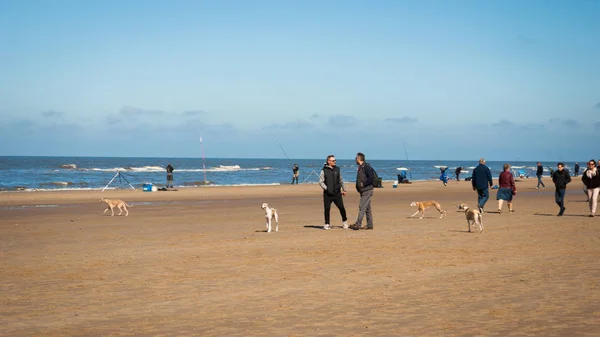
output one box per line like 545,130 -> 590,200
558,207 -> 565,216
509,209 -> 515,213
348,224 -> 361,230
478,206 -> 483,213
342,221 -> 348,229
362,226 -> 373,230
589,214 -> 595,218
497,209 -> 502,214
323,224 -> 331,230
536,187 -> 539,190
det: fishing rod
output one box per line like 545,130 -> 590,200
277,139 -> 291,160
402,140 -> 413,180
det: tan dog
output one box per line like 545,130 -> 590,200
409,201 -> 447,219
261,203 -> 279,232
100,198 -> 132,216
457,204 -> 483,233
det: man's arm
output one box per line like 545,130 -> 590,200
364,166 -> 374,187
471,170 -> 477,189
487,168 -> 493,187
339,170 -> 346,192
566,172 -> 572,185
319,170 -> 327,191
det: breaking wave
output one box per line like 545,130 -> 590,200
60,164 -> 77,169
78,164 -> 264,173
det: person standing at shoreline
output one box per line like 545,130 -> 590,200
349,152 -> 374,230
582,159 -> 600,217
497,164 -> 516,213
166,163 -> 174,189
552,162 -> 571,216
291,164 -> 299,184
471,158 -> 493,213
574,162 -> 580,177
319,155 -> 348,230
455,166 -> 462,182
536,162 -> 546,189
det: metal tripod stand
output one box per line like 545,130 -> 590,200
102,171 -> 136,192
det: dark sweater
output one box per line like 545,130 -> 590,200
355,163 -> 374,193
471,164 -> 493,190
582,169 -> 600,189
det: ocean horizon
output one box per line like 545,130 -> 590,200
0,156 -> 575,192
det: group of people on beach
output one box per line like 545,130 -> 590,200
473,159 -> 600,217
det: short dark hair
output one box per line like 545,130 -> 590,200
356,152 -> 365,161
557,162 -> 564,167
326,155 -> 335,161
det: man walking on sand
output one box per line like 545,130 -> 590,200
471,158 -> 493,213
349,152 -> 375,230
536,162 -> 546,189
319,155 -> 348,230
552,162 -> 571,216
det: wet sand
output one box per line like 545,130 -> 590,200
1,179 -> 599,336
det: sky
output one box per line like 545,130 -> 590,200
0,0 -> 599,161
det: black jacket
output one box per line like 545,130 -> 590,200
582,169 -> 600,189
552,169 -> 571,190
536,165 -> 544,176
471,164 -> 493,190
166,165 -> 174,175
355,163 -> 374,193
319,165 -> 345,196
574,164 -> 580,172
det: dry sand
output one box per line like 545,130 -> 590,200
1,179 -> 599,336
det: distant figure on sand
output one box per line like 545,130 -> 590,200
536,162 -> 546,189
349,152 -> 375,230
574,162 -> 580,177
552,162 -> 571,216
581,159 -> 600,217
455,167 -> 462,181
166,163 -> 174,189
291,164 -> 299,184
319,155 -> 348,230
439,167 -> 449,186
497,164 -> 516,213
471,158 -> 493,213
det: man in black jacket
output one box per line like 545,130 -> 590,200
536,162 -> 546,189
166,163 -> 174,189
552,162 -> 571,216
471,158 -> 493,212
319,155 -> 348,230
349,152 -> 374,230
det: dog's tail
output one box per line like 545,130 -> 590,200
125,203 -> 133,207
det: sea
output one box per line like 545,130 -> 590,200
0,156 -> 567,192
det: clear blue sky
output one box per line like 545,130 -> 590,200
1,0 -> 598,161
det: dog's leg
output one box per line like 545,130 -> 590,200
118,206 -> 123,216
409,210 -> 420,218
110,206 -> 115,216
267,216 -> 271,233
124,206 -> 129,216
478,215 -> 484,233
274,212 -> 279,232
104,207 -> 109,215
419,208 -> 425,219
467,219 -> 472,232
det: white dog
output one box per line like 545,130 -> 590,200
457,204 -> 483,233
261,203 -> 279,233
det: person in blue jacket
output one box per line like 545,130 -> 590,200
471,158 -> 493,212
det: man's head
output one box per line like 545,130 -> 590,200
479,158 -> 486,165
326,155 -> 336,167
356,152 -> 365,165
537,162 -> 541,166
588,160 -> 596,169
557,162 -> 564,171
294,164 -> 298,167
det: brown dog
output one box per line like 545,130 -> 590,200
457,204 -> 483,233
99,198 -> 132,216
409,201 -> 447,219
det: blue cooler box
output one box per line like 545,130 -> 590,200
142,183 -> 153,192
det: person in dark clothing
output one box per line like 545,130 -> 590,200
349,152 -> 374,230
471,158 -> 493,212
439,166 -> 449,186
455,167 -> 462,181
291,164 -> 299,184
581,159 -> 600,217
552,162 -> 571,216
536,162 -> 546,189
166,163 -> 174,189
318,155 -> 348,230
574,163 -> 580,177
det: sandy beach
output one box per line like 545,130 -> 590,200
1,179 -> 599,336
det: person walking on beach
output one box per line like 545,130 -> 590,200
497,164 -> 516,213
536,162 -> 546,189
319,155 -> 348,230
166,163 -> 174,189
552,162 -> 571,216
349,152 -> 375,230
291,164 -> 299,184
455,167 -> 462,181
471,158 -> 493,213
574,162 -> 580,177
439,167 -> 449,186
582,159 -> 600,217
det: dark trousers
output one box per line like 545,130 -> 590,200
455,173 -> 460,181
323,193 -> 347,225
167,174 -> 173,188
291,176 -> 299,184
537,175 -> 545,188
555,188 -> 566,209
477,188 -> 490,209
